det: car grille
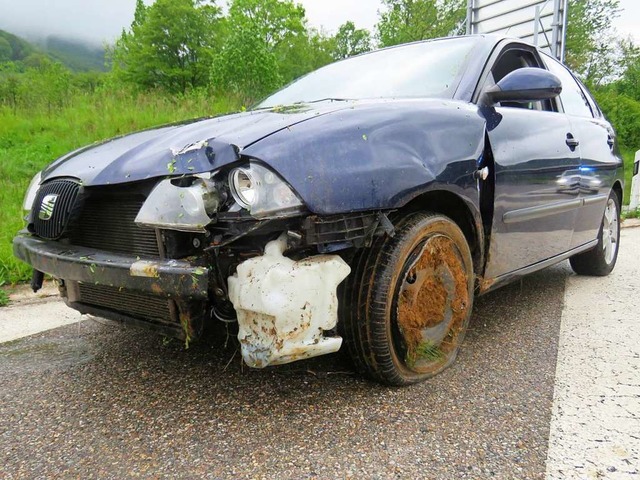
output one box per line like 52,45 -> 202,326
31,179 -> 81,240
78,283 -> 174,323
68,193 -> 161,258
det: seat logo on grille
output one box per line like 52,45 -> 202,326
38,194 -> 59,221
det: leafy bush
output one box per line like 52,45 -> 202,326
0,282 -> 9,307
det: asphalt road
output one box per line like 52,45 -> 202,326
0,227 -> 638,479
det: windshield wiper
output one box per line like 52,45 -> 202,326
302,97 -> 350,104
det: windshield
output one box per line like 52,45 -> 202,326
257,37 -> 477,108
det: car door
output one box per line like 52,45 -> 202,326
542,54 -> 623,248
478,44 -> 582,279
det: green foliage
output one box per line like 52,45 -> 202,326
376,0 -> 466,47
22,53 -> 52,70
43,36 -> 106,72
227,0 -> 306,50
619,148 -> 636,205
0,286 -> 8,307
0,29 -> 103,72
616,39 -> 640,102
0,30 -> 35,62
594,89 -> 640,204
110,0 -> 224,93
0,38 -> 12,62
0,86 -> 241,284
595,89 -> 640,150
211,26 -> 283,102
565,0 -> 621,86
276,29 -> 334,85
333,21 -> 372,60
563,0 -> 639,205
0,61 -> 72,111
212,0 -> 312,101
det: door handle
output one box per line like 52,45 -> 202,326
607,135 -> 614,148
566,133 -> 580,150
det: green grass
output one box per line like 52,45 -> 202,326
0,90 -> 240,284
0,285 -> 8,307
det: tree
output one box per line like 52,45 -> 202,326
227,0 -> 306,50
22,53 -> 52,70
110,0 -> 223,93
614,38 -> 640,101
212,0 -> 308,100
332,21 -> 371,60
276,29 -> 334,84
564,0 -> 621,86
211,26 -> 283,102
376,0 -> 466,48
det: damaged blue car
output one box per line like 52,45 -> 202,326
14,35 -> 623,385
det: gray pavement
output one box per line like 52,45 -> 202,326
0,226 -> 638,479
546,227 -> 640,479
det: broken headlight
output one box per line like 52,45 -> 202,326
228,163 -> 303,218
135,176 -> 220,233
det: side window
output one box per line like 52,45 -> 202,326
543,55 -> 594,118
486,48 -> 553,112
578,79 -> 602,118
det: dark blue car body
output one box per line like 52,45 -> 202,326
14,35 -> 624,355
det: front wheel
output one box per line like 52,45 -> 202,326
570,191 -> 620,276
341,212 -> 474,386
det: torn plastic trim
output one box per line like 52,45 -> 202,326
227,234 -> 351,368
135,176 -> 220,233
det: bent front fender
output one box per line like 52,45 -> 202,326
243,100 -> 486,215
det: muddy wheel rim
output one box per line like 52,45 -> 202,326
392,234 -> 471,375
602,198 -> 618,265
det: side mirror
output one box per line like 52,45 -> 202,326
482,67 -> 562,106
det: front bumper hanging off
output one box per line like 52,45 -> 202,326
13,233 -> 210,298
14,232 -> 353,367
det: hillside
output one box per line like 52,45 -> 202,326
0,29 -> 105,71
41,36 -> 106,71
0,30 -> 36,61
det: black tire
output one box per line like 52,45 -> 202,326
569,191 -> 621,276
341,212 -> 474,386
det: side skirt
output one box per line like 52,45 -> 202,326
478,239 -> 598,295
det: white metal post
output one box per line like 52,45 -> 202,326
466,0 -> 474,35
551,0 -> 562,59
630,151 -> 640,212
560,0 -> 569,62
534,6 -> 541,45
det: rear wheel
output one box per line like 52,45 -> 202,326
570,191 -> 620,276
341,212 -> 474,386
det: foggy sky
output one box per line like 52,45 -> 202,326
0,0 -> 637,46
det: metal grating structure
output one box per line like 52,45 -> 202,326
466,0 -> 568,61
68,193 -> 161,258
31,179 -> 81,240
78,283 -> 174,323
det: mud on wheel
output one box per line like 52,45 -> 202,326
341,212 -> 475,386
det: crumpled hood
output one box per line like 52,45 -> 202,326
41,102 -> 350,186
